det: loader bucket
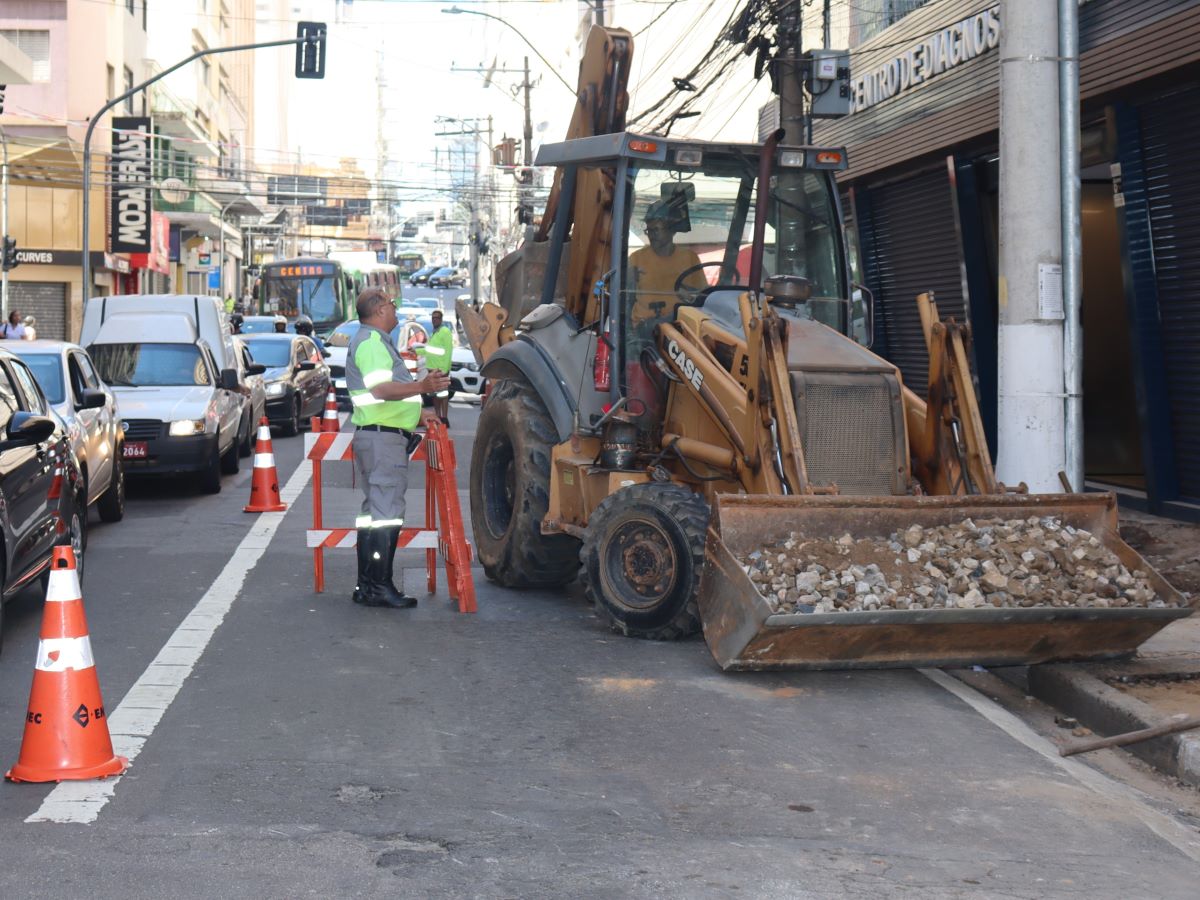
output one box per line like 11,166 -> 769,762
698,493 -> 1193,671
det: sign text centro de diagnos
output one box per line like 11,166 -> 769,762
850,5 -> 1000,114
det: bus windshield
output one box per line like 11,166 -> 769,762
262,273 -> 338,323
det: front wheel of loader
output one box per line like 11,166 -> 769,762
581,483 -> 709,640
470,377 -> 581,587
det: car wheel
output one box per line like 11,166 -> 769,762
43,493 -> 88,594
200,442 -> 222,494
220,432 -> 240,475
97,456 -> 126,523
281,394 -> 301,437
238,411 -> 253,457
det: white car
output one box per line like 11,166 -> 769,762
9,340 -> 126,522
450,347 -> 484,397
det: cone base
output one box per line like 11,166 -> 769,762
6,754 -> 128,784
244,501 -> 287,513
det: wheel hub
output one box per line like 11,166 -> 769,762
605,519 -> 678,607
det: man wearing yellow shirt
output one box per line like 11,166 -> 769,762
628,199 -> 706,324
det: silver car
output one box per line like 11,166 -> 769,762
10,340 -> 125,522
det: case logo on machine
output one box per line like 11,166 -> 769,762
666,339 -> 704,391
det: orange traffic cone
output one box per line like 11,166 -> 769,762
6,546 -> 127,783
243,417 -> 287,513
321,388 -> 339,433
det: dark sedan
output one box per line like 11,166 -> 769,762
428,266 -> 466,288
241,334 -> 331,436
408,265 -> 439,286
0,347 -> 88,650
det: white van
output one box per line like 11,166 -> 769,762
80,295 -> 261,493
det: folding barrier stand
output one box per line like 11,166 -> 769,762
305,419 -> 476,613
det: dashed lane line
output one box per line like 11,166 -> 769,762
920,668 -> 1200,864
25,457 -> 315,825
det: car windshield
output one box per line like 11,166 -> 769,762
90,343 -> 210,387
18,354 -> 65,405
413,299 -> 439,309
242,339 -> 293,368
242,318 -> 286,334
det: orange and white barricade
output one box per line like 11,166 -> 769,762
304,420 -> 476,613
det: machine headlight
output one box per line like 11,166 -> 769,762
465,362 -> 479,372
265,381 -> 288,397
168,419 -> 206,437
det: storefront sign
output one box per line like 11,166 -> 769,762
13,249 -> 130,272
110,116 -> 153,253
130,212 -> 170,274
850,5 -> 1000,113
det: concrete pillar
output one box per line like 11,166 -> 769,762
996,0 -> 1064,492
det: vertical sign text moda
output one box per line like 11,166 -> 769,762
110,116 -> 153,254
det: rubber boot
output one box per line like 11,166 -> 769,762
351,527 -> 371,604
360,528 -> 416,609
382,525 -> 418,608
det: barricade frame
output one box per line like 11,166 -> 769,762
305,417 -> 476,613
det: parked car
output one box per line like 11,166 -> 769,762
409,297 -> 441,311
241,333 -> 331,436
428,266 -> 467,288
82,297 -> 248,494
408,265 -> 440,286
8,340 -> 126,522
0,346 -> 88,649
233,337 -> 268,455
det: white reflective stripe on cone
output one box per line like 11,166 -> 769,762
254,453 -> 276,468
45,568 -> 83,603
257,425 -> 272,439
36,636 -> 96,672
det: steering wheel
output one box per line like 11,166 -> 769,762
673,261 -> 739,302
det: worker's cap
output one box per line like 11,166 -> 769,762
273,314 -> 287,325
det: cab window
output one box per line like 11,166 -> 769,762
0,366 -> 20,432
8,359 -> 48,415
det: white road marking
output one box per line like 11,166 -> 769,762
920,668 -> 1200,864
26,459 -> 314,825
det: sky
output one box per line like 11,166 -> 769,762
275,0 -> 783,202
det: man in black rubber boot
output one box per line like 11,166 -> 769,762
345,287 -> 449,610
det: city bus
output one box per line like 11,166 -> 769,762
394,253 -> 426,279
329,252 -> 403,304
257,257 -> 354,334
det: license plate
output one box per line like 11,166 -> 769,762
123,442 -> 148,459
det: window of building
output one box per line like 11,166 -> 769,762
0,30 -> 51,82
126,0 -> 136,14
123,66 -> 135,114
200,56 -> 211,90
107,64 -> 115,102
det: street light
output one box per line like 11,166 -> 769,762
441,6 -> 576,95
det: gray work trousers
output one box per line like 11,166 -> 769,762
352,429 -> 410,527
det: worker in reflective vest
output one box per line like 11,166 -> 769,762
346,288 -> 449,608
417,308 -> 455,425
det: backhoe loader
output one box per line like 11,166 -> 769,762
457,27 -> 1191,670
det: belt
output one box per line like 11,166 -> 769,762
356,424 -> 412,436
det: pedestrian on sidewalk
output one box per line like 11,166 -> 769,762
418,308 -> 454,426
346,287 -> 449,609
0,310 -> 27,339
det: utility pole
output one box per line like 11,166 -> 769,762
823,0 -> 832,48
1060,0 -> 1083,494
996,0 -> 1064,493
1,127 -> 9,320
594,0 -> 606,27
776,1 -> 806,144
521,55 -> 535,235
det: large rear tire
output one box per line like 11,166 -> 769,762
469,377 -> 579,587
580,483 -> 708,640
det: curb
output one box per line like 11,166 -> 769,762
1028,660 -> 1200,787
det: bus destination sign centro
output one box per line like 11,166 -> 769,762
277,264 -> 334,277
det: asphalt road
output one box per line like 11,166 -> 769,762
0,400 -> 1197,899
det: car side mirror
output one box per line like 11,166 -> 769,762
4,411 -> 56,446
321,348 -> 331,359
246,363 -> 266,376
220,368 -> 240,391
297,361 -> 317,372
851,282 -> 875,349
77,388 -> 107,411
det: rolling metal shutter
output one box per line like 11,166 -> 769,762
861,166 -> 966,398
8,282 -> 67,341
1140,93 -> 1200,502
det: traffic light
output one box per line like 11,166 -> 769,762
2,237 -> 18,272
295,22 -> 327,79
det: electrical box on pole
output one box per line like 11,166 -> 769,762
805,49 -> 851,118
295,22 -> 327,79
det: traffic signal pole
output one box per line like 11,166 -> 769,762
2,126 -> 9,319
81,30 -> 324,303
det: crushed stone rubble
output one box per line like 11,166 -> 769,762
738,516 -> 1177,615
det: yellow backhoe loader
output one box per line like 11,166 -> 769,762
458,27 -> 1191,670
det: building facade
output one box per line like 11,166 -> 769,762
815,0 -> 1200,518
1,0 -> 149,339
